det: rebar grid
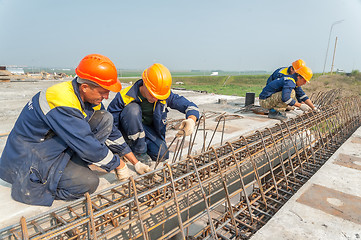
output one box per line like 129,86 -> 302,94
1,93 -> 360,240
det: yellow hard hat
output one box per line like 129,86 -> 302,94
298,66 -> 313,82
292,59 -> 306,73
142,63 -> 172,100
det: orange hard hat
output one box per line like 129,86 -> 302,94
75,54 -> 121,92
142,63 -> 172,100
298,66 -> 313,82
292,59 -> 306,73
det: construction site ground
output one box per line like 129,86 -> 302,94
0,79 -> 360,239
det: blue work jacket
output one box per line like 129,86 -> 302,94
266,66 -> 291,84
0,79 -> 125,206
108,79 -> 200,143
259,74 -> 309,106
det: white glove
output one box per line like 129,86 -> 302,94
314,107 -> 321,112
114,164 -> 131,181
134,162 -> 151,175
177,118 -> 196,137
299,104 -> 312,112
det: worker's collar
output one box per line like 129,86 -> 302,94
72,78 -> 86,109
290,73 -> 300,86
126,79 -> 167,105
287,66 -> 293,75
290,73 -> 299,81
125,79 -> 144,102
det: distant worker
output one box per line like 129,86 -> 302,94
108,63 -> 200,164
259,65 -> 316,120
0,54 -> 150,206
266,59 -> 306,84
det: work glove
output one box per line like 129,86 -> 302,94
177,118 -> 196,137
114,164 -> 131,181
299,104 -> 312,112
134,162 -> 152,175
313,107 -> 321,112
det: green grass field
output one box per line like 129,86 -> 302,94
172,75 -> 268,96
119,71 -> 361,97
24,67 -> 361,97
113,70 -> 272,97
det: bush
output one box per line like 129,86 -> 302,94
350,70 -> 360,76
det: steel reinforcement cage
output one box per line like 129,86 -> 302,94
0,90 -> 360,240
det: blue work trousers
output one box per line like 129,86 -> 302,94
119,102 -> 169,161
55,110 -> 112,201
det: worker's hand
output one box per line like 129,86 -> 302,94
134,162 -> 151,175
176,118 -> 196,137
299,104 -> 312,112
114,164 -> 131,181
313,107 -> 321,112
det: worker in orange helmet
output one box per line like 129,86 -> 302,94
259,66 -> 317,120
0,54 -> 150,206
108,63 -> 200,165
265,59 -> 315,112
266,59 -> 306,84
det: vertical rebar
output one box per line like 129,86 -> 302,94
20,217 -> 29,240
130,177 -> 149,240
85,192 -> 97,240
189,156 -> 219,239
211,147 -> 239,236
165,163 -> 186,240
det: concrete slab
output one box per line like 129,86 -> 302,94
251,127 -> 361,240
0,80 -> 292,229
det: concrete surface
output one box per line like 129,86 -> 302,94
0,79 -> 288,229
251,127 -> 361,240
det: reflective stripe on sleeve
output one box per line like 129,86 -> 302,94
39,91 -> 51,115
300,94 -> 308,100
105,136 -> 126,146
128,131 -> 145,141
93,149 -> 114,167
185,106 -> 199,113
284,98 -> 293,105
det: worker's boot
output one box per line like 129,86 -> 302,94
268,109 -> 288,121
134,152 -> 152,166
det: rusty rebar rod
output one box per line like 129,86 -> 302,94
1,92 -> 360,240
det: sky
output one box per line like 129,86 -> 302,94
1,0 -> 361,73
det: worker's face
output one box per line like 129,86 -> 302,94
142,86 -> 158,103
296,75 -> 307,87
81,84 -> 110,105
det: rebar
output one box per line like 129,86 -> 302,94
1,91 -> 360,240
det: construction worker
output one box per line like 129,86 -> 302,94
0,54 -> 150,206
107,63 -> 200,164
266,59 -> 306,84
259,66 -> 316,120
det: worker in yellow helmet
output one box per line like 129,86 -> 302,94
108,63 -> 200,164
259,66 -> 317,120
0,54 -> 150,206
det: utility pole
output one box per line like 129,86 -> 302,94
322,20 -> 344,74
330,36 -> 338,75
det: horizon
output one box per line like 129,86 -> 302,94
4,65 -> 349,74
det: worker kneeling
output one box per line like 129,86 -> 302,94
108,63 -> 199,165
259,65 -> 316,121
0,54 -> 150,206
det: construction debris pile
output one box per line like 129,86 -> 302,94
0,67 -> 11,82
0,90 -> 360,240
